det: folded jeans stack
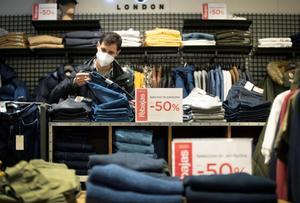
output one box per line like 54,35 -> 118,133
114,28 -> 142,47
216,30 -> 251,46
88,152 -> 170,177
183,105 -> 193,122
64,30 -> 103,48
0,160 -> 81,203
28,35 -> 64,49
87,164 -> 183,203
0,32 -> 28,48
88,71 -> 133,122
48,97 -> 92,121
183,173 -> 277,203
223,80 -> 271,122
113,128 -> 156,157
258,38 -> 292,48
54,131 -> 97,175
183,88 -> 225,121
291,32 -> 300,47
182,33 -> 216,46
145,28 -> 182,47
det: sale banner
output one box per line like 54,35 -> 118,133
135,88 -> 183,123
32,3 -> 57,20
172,138 -> 252,179
202,3 -> 227,19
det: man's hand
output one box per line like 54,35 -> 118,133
74,72 -> 91,87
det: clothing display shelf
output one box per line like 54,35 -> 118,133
48,121 -> 265,182
182,45 -> 252,54
31,20 -> 101,31
183,19 -> 252,31
254,47 -> 300,56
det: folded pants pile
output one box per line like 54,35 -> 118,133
0,160 -> 81,203
88,71 -> 133,122
64,30 -> 103,48
54,130 -> 97,176
182,32 -> 216,46
48,97 -> 91,121
0,32 -> 28,48
223,80 -> 271,122
28,35 -> 64,49
114,29 -> 142,47
183,173 -> 277,203
183,88 -> 225,121
86,164 -> 183,203
113,128 -> 156,157
216,30 -> 251,46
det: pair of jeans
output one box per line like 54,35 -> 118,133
0,103 -> 40,169
182,33 -> 214,41
86,183 -> 183,203
54,151 -> 96,161
49,97 -> 91,114
88,152 -> 167,173
89,164 -> 183,195
214,68 -> 221,99
114,128 -> 153,145
172,65 -> 195,98
114,142 -> 155,154
64,38 -> 99,47
209,69 -> 216,96
90,71 -> 133,100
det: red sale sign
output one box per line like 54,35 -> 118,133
32,3 -> 57,20
172,138 -> 252,178
202,3 -> 227,20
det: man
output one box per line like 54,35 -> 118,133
48,32 -> 134,103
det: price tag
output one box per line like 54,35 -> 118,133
32,3 -> 57,20
16,135 -> 24,151
202,3 -> 227,20
135,88 -> 183,123
172,138 -> 252,179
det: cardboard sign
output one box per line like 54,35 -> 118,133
135,88 -> 182,122
32,3 -> 57,20
172,138 -> 252,179
202,3 -> 227,19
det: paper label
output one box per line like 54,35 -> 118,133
0,102 -> 7,113
74,96 -> 84,103
253,86 -> 264,94
244,81 -> 254,91
16,135 -> 24,151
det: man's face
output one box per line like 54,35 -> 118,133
97,41 -> 120,58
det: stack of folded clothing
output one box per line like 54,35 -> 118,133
183,88 -> 225,121
113,128 -> 156,157
88,152 -> 170,177
87,164 -> 183,203
48,97 -> 92,121
223,80 -> 271,122
258,38 -> 292,48
182,33 -> 216,46
54,129 -> 97,176
63,30 -> 102,48
0,32 -> 28,48
114,28 -> 142,47
28,35 -> 64,49
145,28 -> 182,47
184,173 -> 277,203
183,105 -> 193,122
0,160 -> 81,203
89,71 -> 134,122
291,32 -> 300,47
216,30 -> 251,46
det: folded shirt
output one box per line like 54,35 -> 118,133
64,38 -> 99,46
144,41 -> 181,47
122,37 -> 141,43
258,38 -> 291,43
114,29 -> 140,39
258,43 -> 292,48
28,35 -> 63,46
145,28 -> 181,38
183,40 -> 216,46
122,41 -> 142,47
64,30 -> 103,39
29,44 -> 64,49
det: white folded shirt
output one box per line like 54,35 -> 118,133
183,40 -> 216,46
122,37 -> 141,43
258,38 -> 291,44
258,43 -> 292,48
114,29 -> 140,39
121,42 -> 142,47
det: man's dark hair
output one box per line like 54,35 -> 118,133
100,32 -> 122,50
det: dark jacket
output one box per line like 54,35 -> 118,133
46,57 -> 134,104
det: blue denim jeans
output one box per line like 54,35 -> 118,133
182,33 -> 215,41
114,128 -> 153,145
217,66 -> 224,101
89,164 -> 183,195
209,69 -> 216,96
0,84 -> 15,101
114,142 -> 155,154
172,65 -> 195,98
0,103 -> 40,169
214,69 -> 221,99
90,71 -> 133,100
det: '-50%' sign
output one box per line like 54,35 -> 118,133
135,88 -> 182,122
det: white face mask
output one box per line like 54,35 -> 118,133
96,50 -> 115,67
